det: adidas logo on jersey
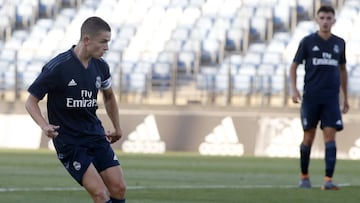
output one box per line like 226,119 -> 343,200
122,114 -> 166,154
68,79 -> 77,86
198,116 -> 244,156
312,45 -> 320,51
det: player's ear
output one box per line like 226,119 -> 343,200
83,34 -> 90,45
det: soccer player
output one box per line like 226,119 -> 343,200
25,17 -> 126,202
289,5 -> 349,190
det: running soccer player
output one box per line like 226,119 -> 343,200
25,16 -> 126,202
289,5 -> 349,190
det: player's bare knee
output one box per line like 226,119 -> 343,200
109,181 -> 127,197
90,188 -> 110,202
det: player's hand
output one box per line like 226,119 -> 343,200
42,124 -> 60,138
291,89 -> 301,103
106,128 -> 123,144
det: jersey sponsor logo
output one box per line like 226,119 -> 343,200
199,116 -> 244,156
68,79 -> 77,86
122,114 -> 166,154
312,52 -> 338,66
66,90 -> 98,108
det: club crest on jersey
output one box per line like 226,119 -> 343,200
333,45 -> 339,53
95,76 -> 101,89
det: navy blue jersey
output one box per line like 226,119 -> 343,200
28,46 -> 111,145
293,32 -> 346,97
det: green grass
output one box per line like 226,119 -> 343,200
1,149 -> 360,203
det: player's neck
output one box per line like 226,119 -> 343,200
317,31 -> 332,40
73,45 -> 91,69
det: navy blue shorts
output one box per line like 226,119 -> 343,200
53,136 -> 120,185
300,95 -> 343,131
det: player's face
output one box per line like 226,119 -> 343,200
86,31 -> 111,59
316,11 -> 335,33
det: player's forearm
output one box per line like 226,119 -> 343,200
103,91 -> 121,132
340,67 -> 348,100
25,95 -> 49,130
289,63 -> 298,92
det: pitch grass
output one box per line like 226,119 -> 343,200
1,150 -> 360,203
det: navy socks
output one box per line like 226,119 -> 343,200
300,143 -> 311,175
325,141 -> 337,178
106,198 -> 126,203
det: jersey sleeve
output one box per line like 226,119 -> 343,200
100,61 -> 112,90
293,37 -> 307,64
27,65 -> 59,100
339,39 -> 346,65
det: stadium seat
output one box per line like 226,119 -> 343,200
214,73 -> 231,95
232,74 -> 253,95
16,0 -> 38,29
171,27 -> 190,41
164,39 -> 183,52
39,0 -> 59,18
200,39 -> 221,64
196,71 -> 215,91
178,51 -> 197,74
257,64 -> 277,76
122,72 -> 148,95
0,15 -> 12,41
178,7 -> 201,29
157,51 -> 175,64
225,28 -> 243,51
152,62 -> 172,86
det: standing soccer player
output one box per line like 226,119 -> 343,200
25,16 -> 126,202
290,5 -> 349,190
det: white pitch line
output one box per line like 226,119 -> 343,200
0,183 -> 354,192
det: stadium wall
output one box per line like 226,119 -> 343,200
2,106 -> 360,160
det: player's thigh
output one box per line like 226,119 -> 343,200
100,165 -> 126,194
82,163 -> 109,197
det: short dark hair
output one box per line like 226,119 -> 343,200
80,16 -> 111,38
317,5 -> 335,15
